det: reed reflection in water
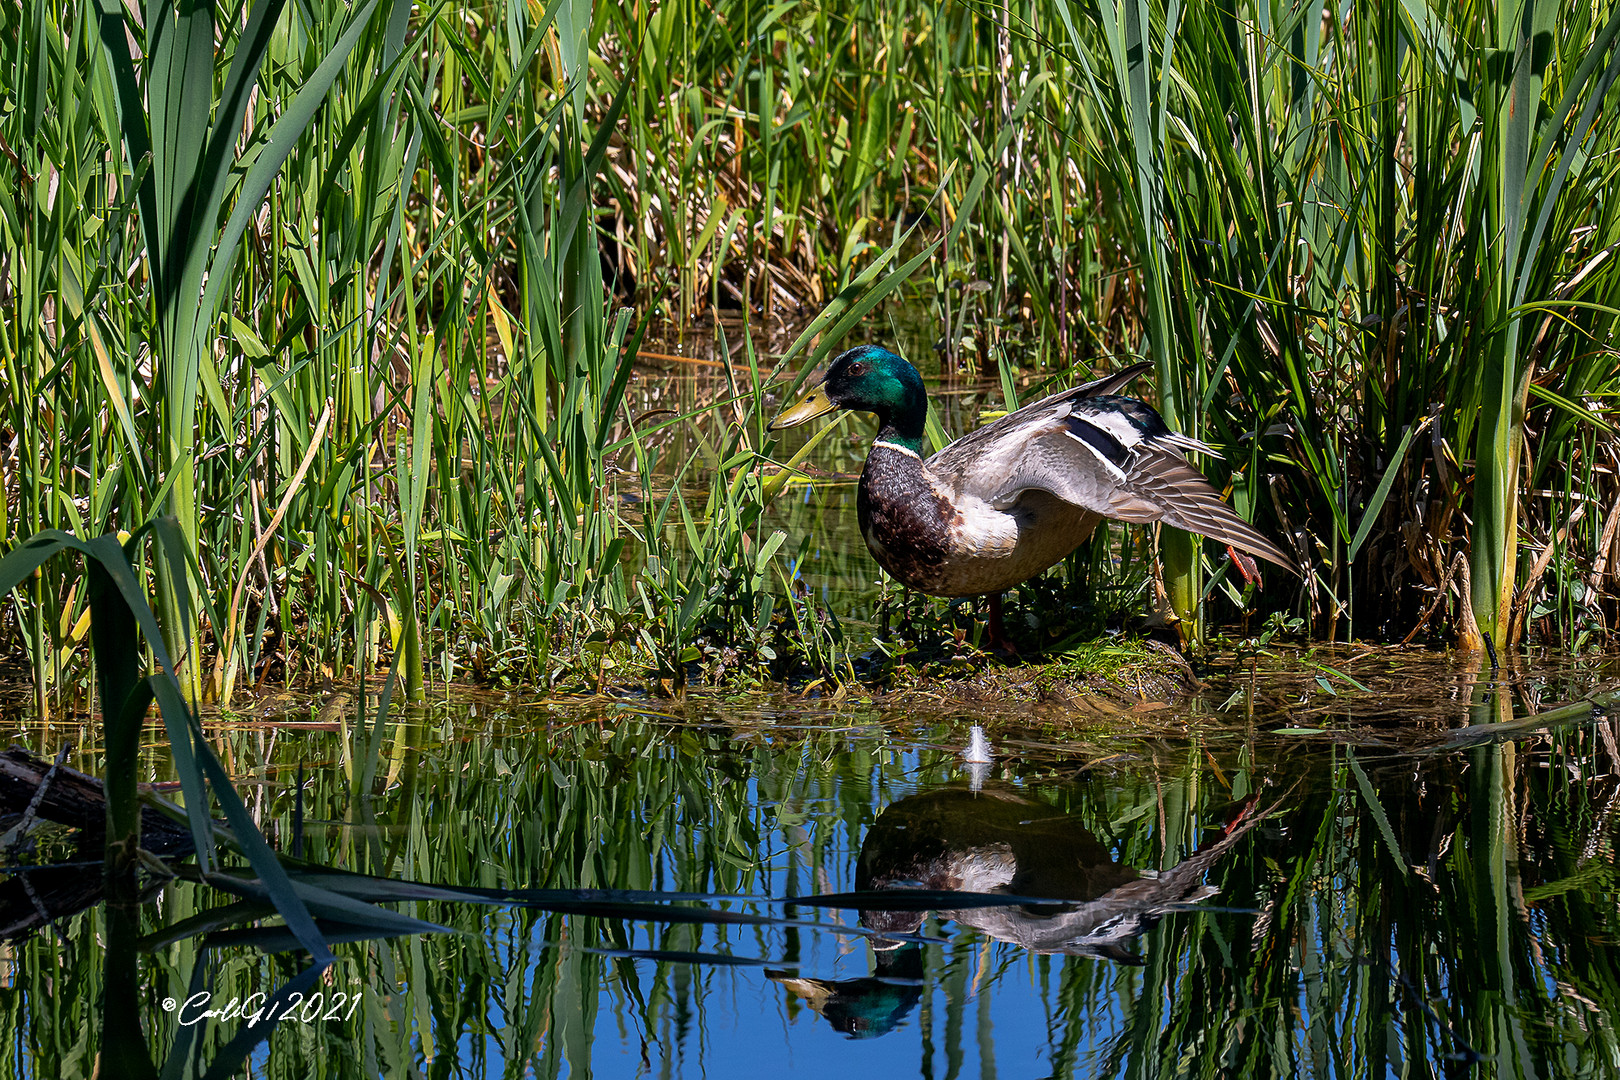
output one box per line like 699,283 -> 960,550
0,655 -> 1616,1078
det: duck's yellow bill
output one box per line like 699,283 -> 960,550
767,380 -> 837,430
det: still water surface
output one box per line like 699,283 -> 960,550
3,652 -> 1618,1078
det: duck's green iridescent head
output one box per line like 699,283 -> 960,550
768,346 -> 928,447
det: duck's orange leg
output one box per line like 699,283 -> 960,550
1227,546 -> 1262,588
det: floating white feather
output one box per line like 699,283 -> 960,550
962,725 -> 994,763
962,725 -> 994,791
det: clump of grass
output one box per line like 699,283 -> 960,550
3,0 -> 1619,710
1030,0 -> 1620,645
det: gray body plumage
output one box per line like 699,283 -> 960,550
857,362 -> 1295,597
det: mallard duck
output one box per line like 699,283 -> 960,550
853,784 -> 1272,959
767,345 -> 1295,650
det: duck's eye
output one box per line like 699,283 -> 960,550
848,362 -> 867,376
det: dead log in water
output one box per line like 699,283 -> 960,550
0,746 -> 194,857
0,746 -> 195,942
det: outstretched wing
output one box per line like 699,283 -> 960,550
927,365 -> 1295,572
927,362 -> 1152,490
1107,451 -> 1296,572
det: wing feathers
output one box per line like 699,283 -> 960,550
919,364 -> 1295,575
1128,455 -> 1297,572
1062,429 -> 1128,481
1069,361 -> 1152,398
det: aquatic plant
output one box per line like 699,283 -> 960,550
5,669 -> 1619,1077
0,523 -> 458,1074
2,0 -> 1618,702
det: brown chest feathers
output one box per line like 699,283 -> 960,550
855,443 -> 1104,599
856,446 -> 957,593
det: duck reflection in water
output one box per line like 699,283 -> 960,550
771,782 -> 1269,1038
